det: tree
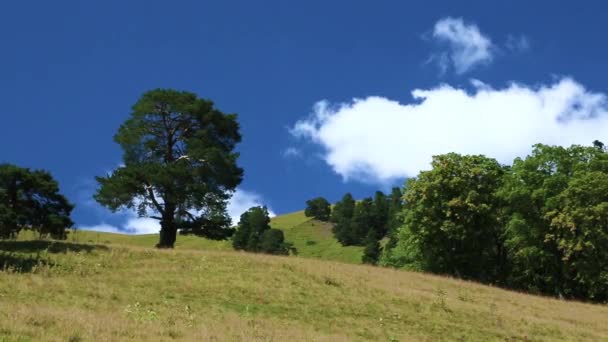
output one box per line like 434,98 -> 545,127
330,193 -> 356,245
384,187 -> 404,251
499,144 -> 608,299
95,89 -> 243,248
385,154 -> 507,282
260,229 -> 291,255
362,232 -> 382,265
350,198 -> 374,245
593,139 -> 605,151
304,197 -> 331,221
233,206 -> 291,255
371,191 -> 389,238
234,206 -> 271,252
546,171 -> 608,301
330,193 -> 355,224
0,164 -> 73,239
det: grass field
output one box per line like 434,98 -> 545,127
58,210 -> 364,265
1,240 -> 607,341
1,212 -> 607,341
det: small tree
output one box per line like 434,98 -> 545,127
260,229 -> 290,255
233,206 -> 270,252
233,206 -> 291,255
304,197 -> 331,221
362,232 -> 382,265
0,164 -> 73,239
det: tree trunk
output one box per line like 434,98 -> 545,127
157,217 -> 177,248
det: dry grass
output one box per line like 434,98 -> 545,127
1,239 -> 607,341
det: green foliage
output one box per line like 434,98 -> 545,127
350,198 -> 374,244
94,89 -> 243,248
260,229 -> 290,255
386,187 -> 404,236
233,206 -> 291,255
361,232 -> 381,265
384,153 -> 507,282
331,193 -> 356,245
371,191 -> 389,237
330,193 -> 355,224
0,164 -> 73,240
331,190 -> 401,248
384,143 -> 608,302
499,144 -> 608,300
304,197 -> 331,221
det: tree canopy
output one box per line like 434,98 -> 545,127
233,206 -> 291,255
95,89 -> 243,248
384,154 -> 507,281
383,144 -> 608,302
304,197 -> 331,221
0,164 -> 73,239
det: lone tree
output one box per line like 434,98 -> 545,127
95,89 -> 243,248
0,164 -> 74,239
304,197 -> 331,221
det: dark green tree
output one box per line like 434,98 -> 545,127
331,193 -> 356,245
232,206 -> 271,252
330,193 -> 355,224
304,197 -> 331,221
95,89 -> 243,248
0,164 -> 73,239
371,191 -> 389,238
593,139 -> 605,151
260,228 -> 291,255
385,154 -> 507,282
361,232 -> 382,265
350,198 -> 374,245
233,206 -> 292,255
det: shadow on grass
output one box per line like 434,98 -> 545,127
0,240 -> 109,273
0,240 -> 109,254
0,252 -> 54,273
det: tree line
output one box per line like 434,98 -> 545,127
303,189 -> 404,265
381,143 -> 608,302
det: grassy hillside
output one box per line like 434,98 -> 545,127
1,239 -> 607,341
56,210 -> 364,264
271,211 -> 363,264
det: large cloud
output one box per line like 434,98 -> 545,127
290,78 -> 608,184
430,17 -> 494,74
80,188 -> 274,234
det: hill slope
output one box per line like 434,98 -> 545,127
64,211 -> 364,264
0,239 -> 607,341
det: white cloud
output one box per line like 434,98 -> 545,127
290,77 -> 608,184
505,34 -> 530,52
430,17 -> 493,74
283,147 -> 302,158
78,223 -> 124,234
79,212 -> 160,235
227,189 -> 276,226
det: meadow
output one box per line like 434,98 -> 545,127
0,212 -> 607,341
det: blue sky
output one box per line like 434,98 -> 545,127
2,1 -> 608,233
